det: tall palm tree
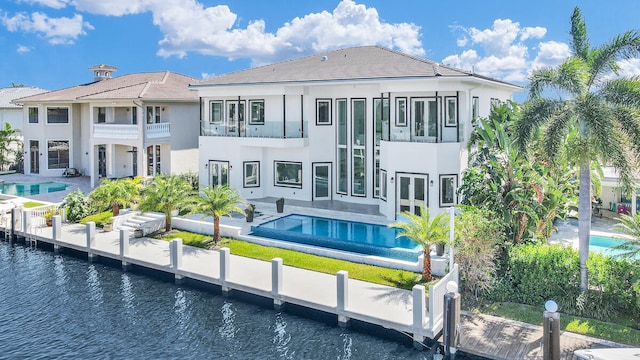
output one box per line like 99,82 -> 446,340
612,214 -> 640,260
138,174 -> 197,232
193,185 -> 245,245
0,123 -> 20,171
389,205 -> 450,282
514,7 -> 640,291
88,177 -> 140,216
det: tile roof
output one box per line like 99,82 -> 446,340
0,87 -> 48,108
193,46 -> 521,88
15,71 -> 198,103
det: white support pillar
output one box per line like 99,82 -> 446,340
86,222 -> 96,261
52,215 -> 62,252
119,228 -> 130,270
220,247 -> 231,296
449,206 -> 455,273
337,270 -> 350,327
22,209 -> 30,235
412,284 -> 426,347
272,258 -> 284,310
170,238 -> 184,284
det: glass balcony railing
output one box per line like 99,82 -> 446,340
201,120 -> 308,139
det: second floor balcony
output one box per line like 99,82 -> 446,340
201,120 -> 307,139
93,123 -> 170,140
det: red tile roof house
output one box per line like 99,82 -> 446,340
14,65 -> 200,187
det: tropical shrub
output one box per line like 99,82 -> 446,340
60,189 -> 90,222
79,211 -> 113,228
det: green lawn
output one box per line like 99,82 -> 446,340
482,302 -> 640,346
154,231 -> 429,290
22,201 -> 45,208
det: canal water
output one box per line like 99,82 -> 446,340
0,242 -> 486,359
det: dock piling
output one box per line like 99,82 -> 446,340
53,215 -> 62,252
86,222 -> 96,261
412,284 -> 426,348
170,238 -> 184,284
337,270 -> 350,328
220,247 -> 231,296
272,258 -> 284,310
119,229 -> 130,271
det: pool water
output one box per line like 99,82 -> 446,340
251,214 -> 422,262
0,181 -> 71,196
590,235 -> 635,258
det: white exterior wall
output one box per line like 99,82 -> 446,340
197,78 -> 518,220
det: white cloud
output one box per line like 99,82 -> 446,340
19,0 -> 71,9
1,11 -> 93,44
445,18 -> 564,83
615,59 -> 640,77
200,72 -> 215,80
16,44 -> 31,53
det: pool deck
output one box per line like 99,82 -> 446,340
0,173 -> 633,359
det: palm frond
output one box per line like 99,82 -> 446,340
588,30 -> 640,87
600,77 -> 640,108
515,98 -> 563,153
570,7 -> 590,60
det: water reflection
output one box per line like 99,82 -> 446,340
272,313 -> 293,359
86,264 -> 103,306
219,302 -> 238,339
340,332 -> 353,360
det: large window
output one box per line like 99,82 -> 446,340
249,100 -> 264,125
395,97 -> 407,126
227,100 -> 245,133
412,98 -> 437,140
210,101 -> 223,124
47,107 -> 69,124
244,161 -> 260,187
336,99 -> 348,194
351,98 -> 366,196
440,174 -> 458,207
472,96 -> 479,122
147,145 -> 161,175
47,140 -> 69,169
380,169 -> 387,201
373,98 -> 388,198
97,107 -> 106,123
28,107 -> 38,123
316,99 -> 332,125
275,161 -> 302,188
146,106 -> 161,124
445,97 -> 457,127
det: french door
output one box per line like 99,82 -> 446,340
226,101 -> 245,136
98,145 -> 107,178
29,141 -> 39,174
313,163 -> 331,200
397,173 -> 428,216
209,160 -> 229,187
411,98 -> 438,142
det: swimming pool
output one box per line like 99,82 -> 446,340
590,235 -> 635,258
0,181 -> 71,196
251,214 -> 422,262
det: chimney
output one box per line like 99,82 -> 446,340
88,64 -> 118,82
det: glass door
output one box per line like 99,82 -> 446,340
29,140 -> 39,174
226,101 -> 244,137
313,163 -> 331,201
98,145 -> 107,178
209,160 -> 229,187
397,173 -> 428,216
411,98 -> 437,142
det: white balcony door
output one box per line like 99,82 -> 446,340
226,101 -> 245,136
313,163 -> 331,201
397,173 -> 428,216
29,140 -> 39,174
209,160 -> 229,187
411,98 -> 437,142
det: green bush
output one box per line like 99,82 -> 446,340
79,211 -> 113,228
60,189 -> 90,222
487,243 -> 639,325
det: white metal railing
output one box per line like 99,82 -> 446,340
28,205 -> 66,227
428,263 -> 459,333
146,123 -> 170,139
94,124 -> 139,139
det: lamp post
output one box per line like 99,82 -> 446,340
542,300 -> 560,360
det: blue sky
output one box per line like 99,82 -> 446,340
2,0 -> 640,100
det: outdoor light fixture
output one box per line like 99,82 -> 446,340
430,180 -> 434,187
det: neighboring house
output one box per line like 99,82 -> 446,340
14,65 -> 200,187
191,46 -> 522,220
599,167 -> 640,216
0,86 -> 48,170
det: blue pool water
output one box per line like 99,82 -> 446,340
251,214 -> 422,262
590,235 -> 636,258
0,181 -> 71,196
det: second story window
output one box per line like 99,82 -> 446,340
28,107 -> 38,123
249,100 -> 264,125
98,107 -> 106,123
47,107 -> 69,124
210,100 -> 223,124
316,99 -> 331,125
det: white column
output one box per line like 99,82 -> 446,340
86,222 -> 96,261
119,228 -> 130,270
337,270 -> 350,327
412,285 -> 426,345
272,258 -> 284,309
52,215 -> 62,252
170,238 -> 184,283
220,247 -> 231,295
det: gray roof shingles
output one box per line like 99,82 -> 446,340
14,71 -> 198,103
193,46 -> 521,88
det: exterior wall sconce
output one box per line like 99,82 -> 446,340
430,180 -> 434,187
390,177 -> 394,183
204,163 -> 208,168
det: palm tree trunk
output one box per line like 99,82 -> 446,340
578,162 -> 591,292
166,214 -> 172,232
422,248 -> 432,282
213,215 -> 220,245
112,202 -> 119,216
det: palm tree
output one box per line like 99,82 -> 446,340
514,7 -> 640,291
0,123 -> 20,171
389,205 -> 450,282
612,214 -> 640,260
88,177 -> 140,216
192,185 -> 245,245
137,174 -> 197,232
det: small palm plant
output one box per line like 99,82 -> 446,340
88,177 -> 140,216
137,174 -> 197,232
192,185 -> 245,246
612,213 -> 640,260
389,205 -> 450,282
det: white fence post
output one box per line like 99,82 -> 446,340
119,228 -> 130,270
272,258 -> 284,310
337,270 -> 350,327
170,238 -> 183,284
22,209 -> 30,235
220,247 -> 231,295
52,215 -> 62,252
412,284 -> 426,347
86,222 -> 96,261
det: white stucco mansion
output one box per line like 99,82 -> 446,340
192,46 -> 522,219
15,65 -> 200,187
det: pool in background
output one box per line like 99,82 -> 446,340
0,181 -> 71,196
251,214 -> 422,262
590,234 -> 635,258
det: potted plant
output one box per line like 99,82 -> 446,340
103,220 -> 113,232
435,239 -> 447,257
245,204 -> 256,223
44,208 -> 56,227
134,226 -> 144,238
276,198 -> 285,213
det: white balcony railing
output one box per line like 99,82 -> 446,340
146,123 -> 170,139
93,124 -> 139,139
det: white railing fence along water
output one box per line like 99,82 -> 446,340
428,263 -> 459,334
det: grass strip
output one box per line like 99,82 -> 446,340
22,201 -> 45,208
482,302 -> 640,346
